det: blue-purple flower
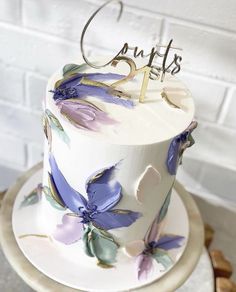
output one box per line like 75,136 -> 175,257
51,71 -> 134,108
166,121 -> 198,175
124,184 -> 184,280
137,234 -> 185,280
49,154 -> 141,245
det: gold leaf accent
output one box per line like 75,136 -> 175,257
111,209 -> 130,214
19,234 -> 51,240
161,90 -> 180,109
66,213 -> 81,218
81,77 -> 131,99
42,114 -> 52,151
81,77 -> 109,88
97,261 -> 114,269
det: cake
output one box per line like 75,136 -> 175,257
35,54 -> 197,281
9,0 -> 200,288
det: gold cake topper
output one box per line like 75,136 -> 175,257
80,0 -> 182,103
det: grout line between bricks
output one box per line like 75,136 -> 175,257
0,99 -> 42,116
216,87 -> 234,125
159,17 -> 168,44
22,71 -> 27,106
23,143 -> 28,168
18,0 -> 23,26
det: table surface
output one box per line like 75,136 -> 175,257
0,245 -> 214,292
0,163 -> 209,292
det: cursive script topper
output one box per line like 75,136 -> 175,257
80,0 -> 183,103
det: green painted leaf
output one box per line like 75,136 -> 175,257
188,134 -> 195,147
152,249 -> 173,270
83,225 -> 94,257
42,113 -> 52,149
157,185 -> 173,223
42,186 -> 66,211
63,63 -> 88,77
83,225 -> 118,266
20,186 -> 42,208
45,109 -> 70,145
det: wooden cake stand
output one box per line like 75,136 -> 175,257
0,162 -> 206,292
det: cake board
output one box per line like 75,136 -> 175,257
0,162 -> 204,292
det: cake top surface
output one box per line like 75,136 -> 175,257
46,58 -> 194,146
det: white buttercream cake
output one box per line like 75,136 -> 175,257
40,57 -> 196,281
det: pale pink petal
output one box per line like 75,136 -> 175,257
136,166 -> 161,203
53,214 -> 83,245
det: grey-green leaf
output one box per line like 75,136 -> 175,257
42,186 -> 66,211
188,134 -> 195,147
20,186 -> 42,208
83,225 -> 94,257
63,63 -> 87,77
83,225 -> 118,265
158,185 -> 173,223
45,109 -> 70,146
152,249 -> 173,270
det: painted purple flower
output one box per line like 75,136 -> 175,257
125,184 -> 184,280
49,154 -> 141,244
56,98 -> 116,131
51,72 -> 134,108
136,254 -> 153,280
166,121 -> 198,175
137,234 -> 185,280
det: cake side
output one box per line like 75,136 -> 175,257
40,60 -> 196,271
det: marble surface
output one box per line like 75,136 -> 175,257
0,163 -> 205,292
0,246 -> 213,292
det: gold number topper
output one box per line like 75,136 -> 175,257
80,0 -> 182,104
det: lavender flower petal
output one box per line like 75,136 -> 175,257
93,210 -> 141,230
153,234 -> 185,250
86,165 -> 122,212
137,254 -> 153,280
84,72 -> 125,81
53,214 -> 84,244
56,99 -> 116,131
49,154 -> 87,213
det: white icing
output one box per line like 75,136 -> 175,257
123,240 -> 145,258
41,58 -> 194,259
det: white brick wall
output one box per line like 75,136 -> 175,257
25,73 -> 47,110
0,63 -> 25,103
0,0 -> 22,24
0,0 -> 235,205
